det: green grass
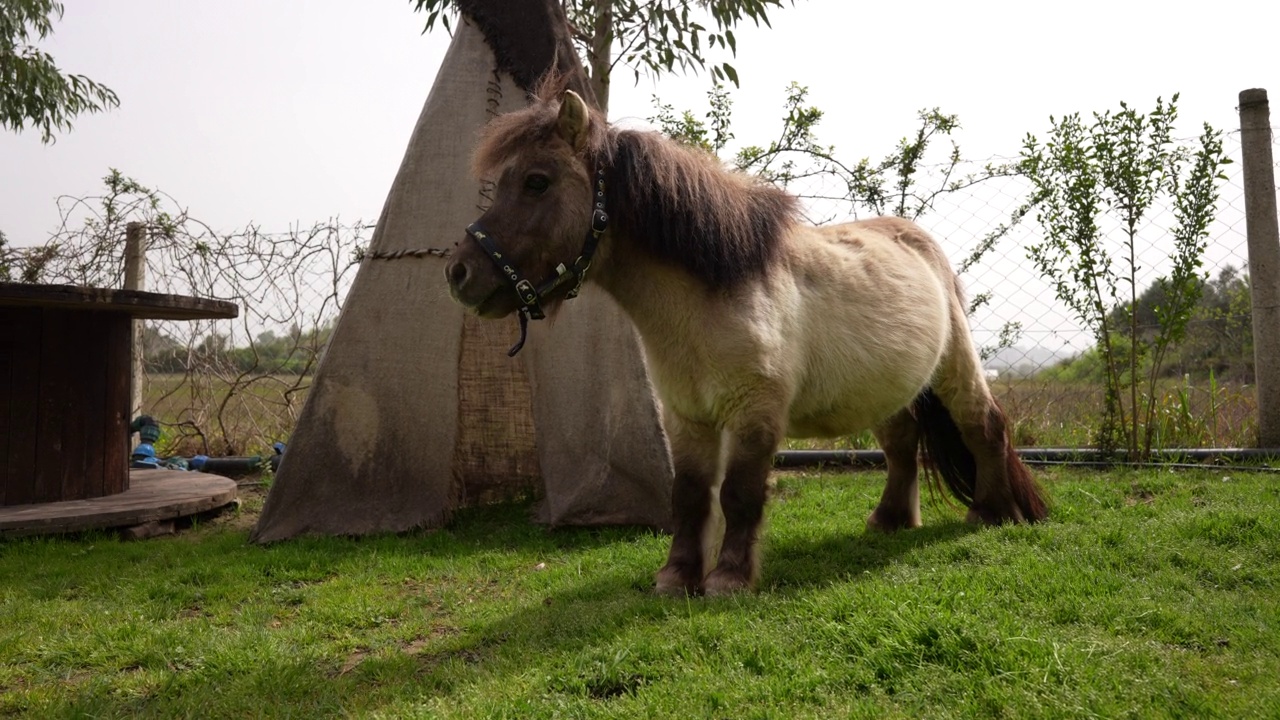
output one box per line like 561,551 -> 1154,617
143,372 -> 1259,458
989,376 -> 1259,450
3,468 -> 1279,718
783,378 -> 1259,451
142,373 -> 308,457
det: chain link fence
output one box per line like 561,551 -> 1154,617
4,128 -> 1276,455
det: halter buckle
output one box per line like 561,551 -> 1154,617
514,279 -> 538,305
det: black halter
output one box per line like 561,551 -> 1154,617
465,167 -> 608,356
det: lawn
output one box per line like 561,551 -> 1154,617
1,467 -> 1277,718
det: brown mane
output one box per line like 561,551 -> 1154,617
608,130 -> 800,287
473,75 -> 800,289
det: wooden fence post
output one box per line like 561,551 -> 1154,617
1238,88 -> 1280,447
123,221 -> 146,422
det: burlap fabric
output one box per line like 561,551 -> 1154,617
251,16 -> 672,542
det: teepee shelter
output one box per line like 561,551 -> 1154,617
251,2 -> 673,542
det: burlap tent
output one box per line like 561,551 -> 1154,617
250,1 -> 673,542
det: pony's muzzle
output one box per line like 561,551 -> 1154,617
446,260 -> 470,290
444,256 -> 506,316
444,258 -> 481,308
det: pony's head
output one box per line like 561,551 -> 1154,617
446,78 -> 609,320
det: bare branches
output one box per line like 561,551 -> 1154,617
14,169 -> 371,455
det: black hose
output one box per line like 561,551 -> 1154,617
773,447 -> 1280,469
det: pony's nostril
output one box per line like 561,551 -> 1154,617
448,262 -> 469,287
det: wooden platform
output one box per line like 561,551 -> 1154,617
0,469 -> 237,537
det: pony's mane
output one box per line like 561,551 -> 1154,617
607,130 -> 799,287
472,73 -> 610,178
473,74 -> 800,289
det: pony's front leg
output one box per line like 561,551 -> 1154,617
704,418 -> 783,595
655,417 -> 724,596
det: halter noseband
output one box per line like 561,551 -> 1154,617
465,166 -> 608,356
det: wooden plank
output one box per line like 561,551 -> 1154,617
33,308 -> 72,503
80,313 -> 111,499
103,313 -> 131,495
0,308 -> 15,505
0,282 -> 237,321
56,312 -> 93,500
3,307 -> 42,506
0,470 -> 237,536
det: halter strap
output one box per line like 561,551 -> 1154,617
465,166 -> 608,356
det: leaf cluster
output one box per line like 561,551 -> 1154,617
649,82 -> 734,153
1018,95 -> 1231,456
1,0 -> 119,142
412,0 -> 791,91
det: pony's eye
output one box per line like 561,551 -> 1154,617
524,174 -> 551,194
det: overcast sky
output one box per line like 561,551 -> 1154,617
3,0 -> 1275,249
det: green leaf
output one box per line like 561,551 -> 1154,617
722,62 -> 739,87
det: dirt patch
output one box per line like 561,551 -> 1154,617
1125,489 -> 1156,506
335,649 -> 370,677
200,484 -> 268,533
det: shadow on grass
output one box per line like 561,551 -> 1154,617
761,519 -> 978,591
11,494 -> 979,716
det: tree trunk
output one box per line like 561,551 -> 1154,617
589,1 -> 613,115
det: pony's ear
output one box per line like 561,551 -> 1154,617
556,90 -> 591,152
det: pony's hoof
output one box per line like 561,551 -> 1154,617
965,504 -> 1025,526
654,565 -> 701,597
703,567 -> 753,596
866,507 -> 922,533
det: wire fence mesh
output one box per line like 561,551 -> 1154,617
3,128 -> 1276,455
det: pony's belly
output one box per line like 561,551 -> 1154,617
785,387 -> 919,439
786,411 -> 873,439
785,340 -> 942,439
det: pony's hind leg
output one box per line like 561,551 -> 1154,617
867,408 -> 922,532
703,415 -> 784,596
655,416 -> 723,596
924,280 -> 1048,525
931,367 -> 1047,525
955,398 -> 1046,524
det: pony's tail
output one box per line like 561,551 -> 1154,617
912,387 -> 1047,523
913,388 -> 976,508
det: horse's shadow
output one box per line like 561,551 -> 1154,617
11,497 -> 983,715
443,516 -> 978,691
760,519 -> 978,591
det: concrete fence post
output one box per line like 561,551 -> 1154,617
123,221 -> 147,422
1238,88 -> 1280,447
